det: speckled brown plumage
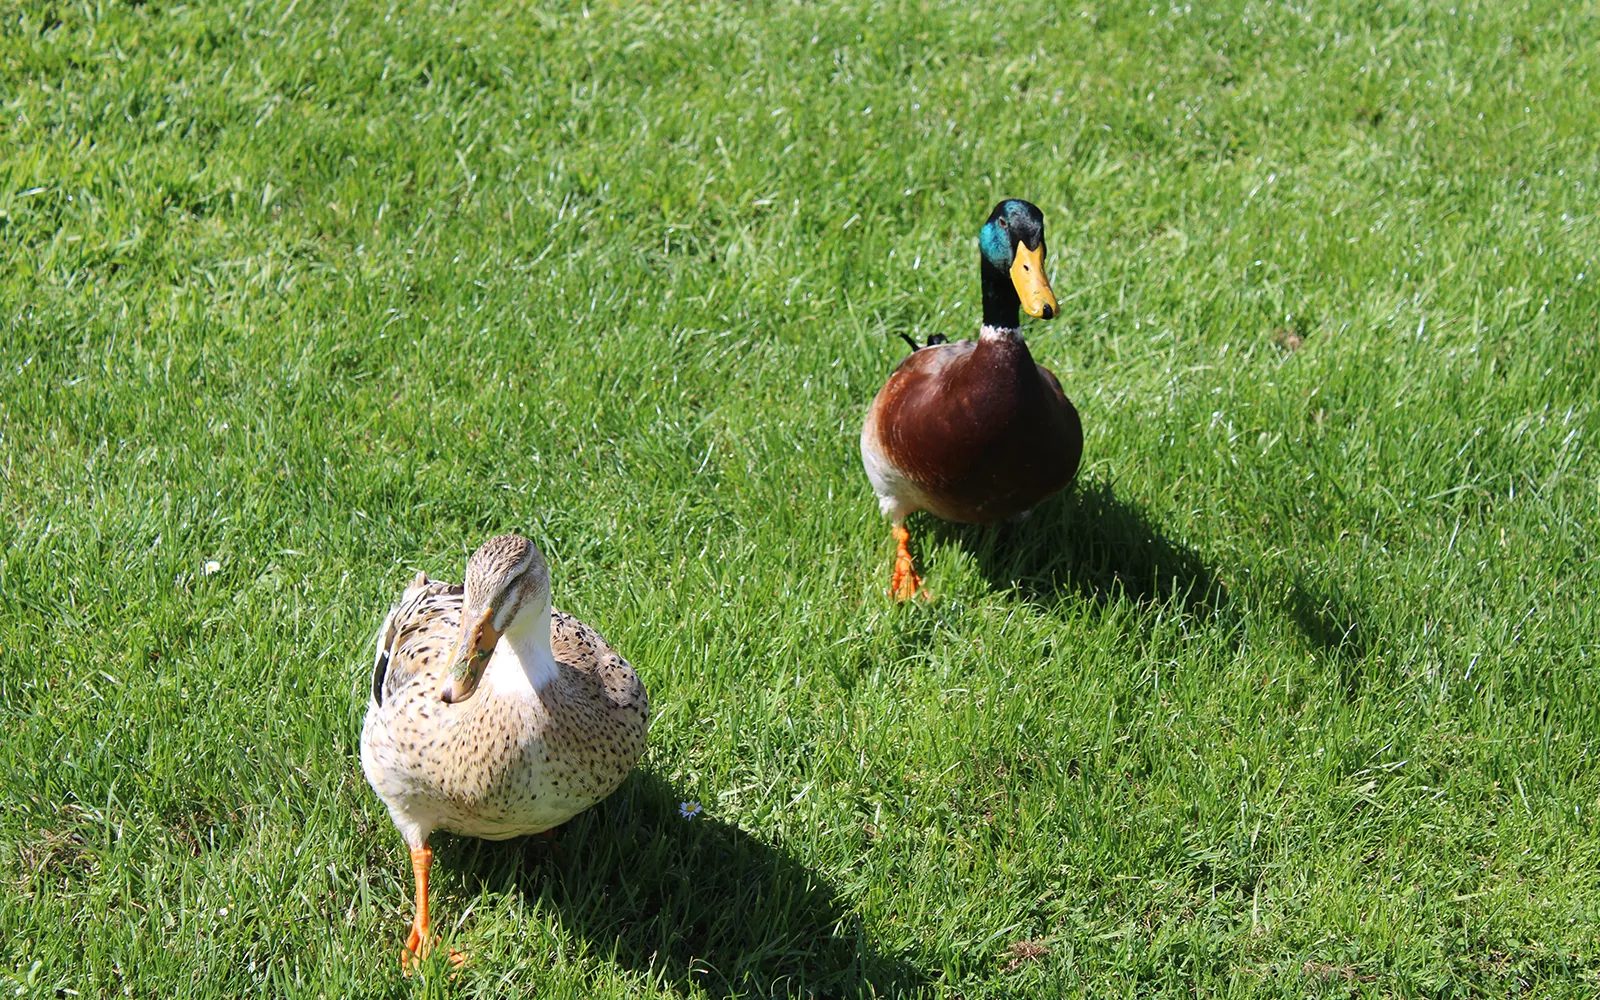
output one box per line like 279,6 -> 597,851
360,535 -> 649,963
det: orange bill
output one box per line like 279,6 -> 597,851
1010,242 -> 1058,319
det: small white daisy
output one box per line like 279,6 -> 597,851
202,560 -> 222,576
679,801 -> 702,820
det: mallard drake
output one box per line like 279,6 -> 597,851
361,534 -> 649,965
860,199 -> 1083,599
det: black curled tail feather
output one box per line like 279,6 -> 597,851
897,332 -> 949,353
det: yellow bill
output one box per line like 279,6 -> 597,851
1009,242 -> 1058,320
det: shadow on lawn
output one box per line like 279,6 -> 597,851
1285,574 -> 1376,702
928,476 -> 1226,614
1286,577 -> 1369,663
447,770 -> 928,999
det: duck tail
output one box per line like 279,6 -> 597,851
897,333 -> 949,353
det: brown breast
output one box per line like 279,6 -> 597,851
870,336 -> 1082,523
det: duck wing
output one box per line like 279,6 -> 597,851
370,573 -> 465,707
550,610 -> 650,717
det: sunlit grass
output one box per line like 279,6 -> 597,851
2,1 -> 1597,996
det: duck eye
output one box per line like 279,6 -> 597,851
997,218 -> 1008,229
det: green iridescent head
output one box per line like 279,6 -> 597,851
977,199 -> 1058,325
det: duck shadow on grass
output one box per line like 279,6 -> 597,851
926,476 -> 1226,615
1285,574 -> 1376,702
1286,577 -> 1368,663
924,478 -> 1380,682
442,770 -> 928,999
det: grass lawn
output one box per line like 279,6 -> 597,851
3,0 -> 1598,996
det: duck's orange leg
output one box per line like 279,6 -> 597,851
401,843 -> 466,971
890,523 -> 922,600
401,843 -> 434,968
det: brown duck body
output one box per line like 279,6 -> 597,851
861,329 -> 1082,524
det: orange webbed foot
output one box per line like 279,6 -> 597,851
401,927 -> 429,972
401,926 -> 466,973
889,524 -> 922,600
400,842 -> 451,974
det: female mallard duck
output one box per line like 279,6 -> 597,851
361,534 -> 649,965
860,199 -> 1083,599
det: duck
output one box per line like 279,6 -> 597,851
860,199 -> 1083,599
360,533 -> 649,966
